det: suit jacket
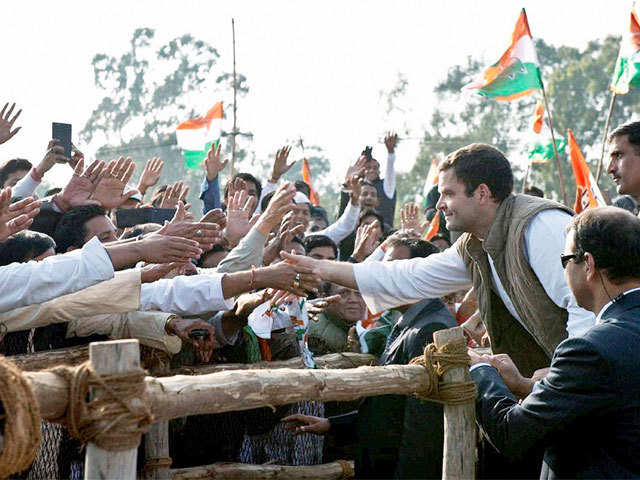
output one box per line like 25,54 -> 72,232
471,290 -> 640,479
331,298 -> 456,479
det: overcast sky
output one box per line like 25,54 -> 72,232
1,0 -> 629,186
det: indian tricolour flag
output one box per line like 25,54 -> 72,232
421,158 -> 439,209
463,9 -> 542,101
611,5 -> 640,94
176,102 -> 223,169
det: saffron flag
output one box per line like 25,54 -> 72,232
567,129 -> 607,211
176,102 -> 223,169
611,6 -> 640,94
532,100 -> 544,133
421,158 -> 439,209
301,158 -> 319,206
463,9 -> 542,101
425,212 -> 440,241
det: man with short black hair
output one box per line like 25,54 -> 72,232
0,230 -> 56,265
470,206 -> 640,478
54,205 -> 117,253
303,234 -> 337,260
0,158 -> 31,187
607,120 -> 640,210
284,143 -> 594,377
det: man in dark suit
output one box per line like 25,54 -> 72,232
469,206 -> 640,478
282,236 -> 457,479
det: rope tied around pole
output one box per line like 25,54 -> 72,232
49,362 -> 153,451
336,459 -> 355,479
409,337 -> 477,405
0,355 -> 41,479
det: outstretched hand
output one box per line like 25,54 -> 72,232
90,157 -> 137,210
384,132 -> 398,154
400,202 -> 428,236
157,202 -> 223,251
138,157 -> 164,195
282,414 -> 330,435
224,189 -> 258,247
55,158 -> 105,212
0,189 -> 42,241
270,145 -> 296,182
0,103 -> 22,145
202,142 -> 228,181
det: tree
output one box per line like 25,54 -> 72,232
81,28 -> 251,210
397,36 -> 640,208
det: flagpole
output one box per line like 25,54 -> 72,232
595,92 -> 617,185
521,162 -> 531,193
230,18 -> 238,179
537,75 -> 568,205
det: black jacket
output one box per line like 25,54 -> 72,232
472,290 -> 640,479
330,298 -> 456,479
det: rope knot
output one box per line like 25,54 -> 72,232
50,362 -> 152,451
409,337 -> 477,405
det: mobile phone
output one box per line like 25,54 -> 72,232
363,146 -> 373,161
114,207 -> 176,229
188,329 -> 210,340
52,123 -> 72,162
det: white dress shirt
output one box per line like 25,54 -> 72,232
140,273 -> 235,316
354,209 -> 595,338
595,287 -> 640,324
315,201 -> 360,244
0,236 -> 114,313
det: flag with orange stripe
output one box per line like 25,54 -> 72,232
301,158 -> 319,206
463,9 -> 542,101
567,129 -> 606,212
424,212 -> 440,241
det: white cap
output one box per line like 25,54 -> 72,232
293,191 -> 311,205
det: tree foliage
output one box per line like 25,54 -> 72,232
81,28 -> 251,210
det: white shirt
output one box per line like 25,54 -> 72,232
595,287 -> 640,324
0,236 -> 114,313
140,273 -> 235,316
383,152 -> 396,199
11,168 -> 41,199
315,201 -> 360,244
354,209 -> 595,338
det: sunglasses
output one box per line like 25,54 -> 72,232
560,253 -> 579,269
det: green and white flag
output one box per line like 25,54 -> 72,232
611,6 -> 640,94
176,102 -> 223,169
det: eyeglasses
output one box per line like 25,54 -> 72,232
560,253 -> 578,269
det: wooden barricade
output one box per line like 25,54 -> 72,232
0,327 -> 476,480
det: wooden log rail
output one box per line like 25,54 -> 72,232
5,327 -> 476,479
10,345 -> 376,374
170,460 -> 355,480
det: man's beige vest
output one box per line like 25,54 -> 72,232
456,194 -> 574,376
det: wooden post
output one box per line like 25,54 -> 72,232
539,82 -> 568,206
595,92 -> 617,185
84,340 -> 141,480
144,362 -> 171,480
521,162 -> 531,193
230,18 -> 238,178
433,327 -> 476,479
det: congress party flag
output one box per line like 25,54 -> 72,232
176,102 -> 223,169
567,129 -> 607,211
301,158 -> 320,206
463,9 -> 542,101
421,158 -> 439,209
611,5 -> 640,94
